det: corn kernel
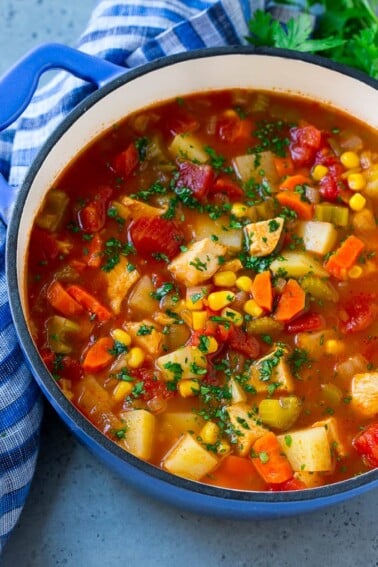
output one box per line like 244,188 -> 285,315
186,288 -> 205,310
112,381 -> 133,402
206,336 -> 219,354
217,438 -> 231,455
347,173 -> 366,191
192,310 -> 208,331
220,307 -> 243,327
200,422 -> 219,445
231,202 -> 248,218
235,275 -> 253,292
243,299 -> 264,318
325,339 -> 346,356
178,379 -> 200,398
207,290 -> 235,311
111,328 -> 132,346
349,193 -> 366,211
127,347 -> 145,368
213,270 -> 237,287
312,164 -> 329,181
348,265 -> 363,279
340,151 -> 360,169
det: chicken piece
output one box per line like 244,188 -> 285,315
120,195 -> 166,219
312,417 -> 348,457
168,237 -> 227,286
125,319 -> 163,357
248,346 -> 294,394
105,256 -> 140,314
244,216 -> 284,257
351,372 -> 378,418
226,403 -> 267,456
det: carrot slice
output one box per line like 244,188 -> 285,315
67,285 -> 112,322
82,337 -> 115,372
274,279 -> 306,323
324,235 -> 365,280
279,174 -> 310,191
273,156 -> 294,178
47,281 -> 83,317
85,233 -> 103,268
251,271 -> 273,312
207,455 -> 259,490
251,432 -> 293,484
276,191 -> 313,220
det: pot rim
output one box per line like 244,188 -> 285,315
6,46 -> 378,507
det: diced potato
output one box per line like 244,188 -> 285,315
190,215 -> 243,253
351,372 -> 378,418
248,346 -> 294,394
168,238 -> 227,286
335,354 -> 369,382
162,433 -> 218,480
120,195 -> 166,219
157,346 -> 207,381
125,320 -> 163,357
294,471 -> 326,488
297,221 -> 338,255
128,275 -> 160,318
120,409 -> 156,460
277,427 -> 333,472
160,412 -> 205,437
365,163 -> 378,199
105,256 -> 140,314
295,330 -> 337,360
226,403 -> 267,456
312,417 -> 348,457
77,376 -> 122,434
218,259 -> 243,273
270,250 -> 329,279
229,378 -> 247,404
233,151 -> 279,186
244,217 -> 284,257
169,133 -> 208,163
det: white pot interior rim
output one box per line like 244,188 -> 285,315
7,47 -> 378,502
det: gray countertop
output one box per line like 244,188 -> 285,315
1,2 -> 377,565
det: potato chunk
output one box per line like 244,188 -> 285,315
244,217 -> 284,257
312,417 -> 347,457
248,346 -> 294,394
351,372 -> 378,418
270,250 -> 329,278
297,221 -> 338,255
125,319 -> 163,357
169,133 -> 208,163
277,426 -> 333,472
226,403 -> 266,456
168,238 -> 227,286
105,256 -> 140,314
190,215 -> 243,253
162,433 -> 218,480
157,346 -> 207,381
120,196 -> 166,219
120,409 -> 156,460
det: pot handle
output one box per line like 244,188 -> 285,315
0,42 -> 125,224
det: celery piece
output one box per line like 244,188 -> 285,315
314,203 -> 349,227
300,275 -> 339,303
36,189 -> 69,231
259,396 -> 302,430
246,317 -> 284,335
46,315 -> 80,354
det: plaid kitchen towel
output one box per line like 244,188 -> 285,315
0,0 -> 310,550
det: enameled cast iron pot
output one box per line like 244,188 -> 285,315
1,45 -> 378,518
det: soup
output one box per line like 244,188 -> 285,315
26,89 -> 378,491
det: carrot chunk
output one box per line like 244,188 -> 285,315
274,279 -> 306,323
251,271 -> 273,312
207,455 -> 259,490
47,281 -> 83,317
251,432 -> 293,484
273,156 -> 295,178
324,235 -> 365,280
276,191 -> 313,220
279,174 -> 311,191
67,285 -> 112,322
82,337 -> 115,372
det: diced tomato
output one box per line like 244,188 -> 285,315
113,142 -> 139,178
176,160 -> 215,201
130,216 -> 184,259
41,350 -> 82,381
209,176 -> 244,201
340,294 -> 377,334
216,115 -> 253,144
267,477 -> 307,491
30,227 -> 59,261
78,186 -> 113,233
353,423 -> 378,468
131,367 -> 174,401
227,326 -> 260,359
166,111 -> 199,136
286,312 -> 324,334
289,124 -> 323,167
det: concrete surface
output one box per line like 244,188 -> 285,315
1,1 -> 378,566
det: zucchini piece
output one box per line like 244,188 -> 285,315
246,317 -> 284,336
300,275 -> 339,302
258,396 -> 302,431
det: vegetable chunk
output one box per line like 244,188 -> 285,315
105,256 -> 140,314
244,217 -> 284,257
226,403 -> 267,456
351,372 -> 378,418
168,237 -> 227,286
120,409 -> 156,460
277,427 -> 333,472
162,433 -> 218,480
249,346 -> 294,394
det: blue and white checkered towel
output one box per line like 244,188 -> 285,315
0,0 -> 308,550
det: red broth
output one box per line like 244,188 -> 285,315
26,90 -> 378,491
